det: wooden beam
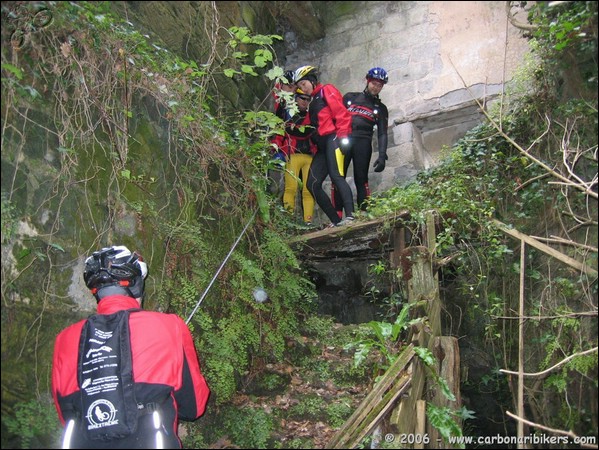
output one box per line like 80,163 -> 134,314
492,219 -> 598,278
415,400 -> 427,449
426,337 -> 462,448
345,373 -> 411,448
288,211 -> 411,260
325,345 -> 415,449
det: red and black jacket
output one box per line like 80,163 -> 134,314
271,110 -> 317,157
309,83 -> 353,141
52,295 -> 210,446
343,90 -> 389,153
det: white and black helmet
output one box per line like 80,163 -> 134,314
83,245 -> 148,300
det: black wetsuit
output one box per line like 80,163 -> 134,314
333,89 -> 389,212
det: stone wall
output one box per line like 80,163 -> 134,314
113,1 -> 532,223
282,1 -> 531,222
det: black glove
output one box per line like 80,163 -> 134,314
338,137 -> 352,156
373,153 -> 387,172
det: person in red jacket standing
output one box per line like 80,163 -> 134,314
52,245 -> 210,449
295,65 -> 355,227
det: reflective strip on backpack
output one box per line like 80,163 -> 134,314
61,419 -> 75,449
153,410 -> 163,449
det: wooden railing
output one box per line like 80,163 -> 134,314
324,211 -> 462,449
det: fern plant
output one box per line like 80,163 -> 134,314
346,302 -> 424,373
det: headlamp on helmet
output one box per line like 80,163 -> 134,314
294,87 -> 312,102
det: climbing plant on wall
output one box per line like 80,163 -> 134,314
1,1 -> 315,446
367,0 -> 597,441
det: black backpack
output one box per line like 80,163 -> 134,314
77,310 -> 140,441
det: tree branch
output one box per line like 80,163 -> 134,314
505,411 -> 599,449
500,346 -> 598,377
506,1 -> 538,32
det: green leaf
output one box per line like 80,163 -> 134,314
366,321 -> 386,343
224,68 -> 238,78
437,376 -> 457,402
1,63 -> 24,80
50,243 -> 65,252
427,404 -> 464,448
254,55 -> 267,68
255,49 -> 273,64
414,346 -> 435,366
393,302 -> 412,339
354,343 -> 372,368
241,65 -> 258,76
24,86 -> 40,98
456,406 -> 476,420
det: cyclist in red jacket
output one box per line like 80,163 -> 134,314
295,65 -> 355,227
52,245 -> 210,449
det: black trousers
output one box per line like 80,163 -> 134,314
332,136 -> 373,212
307,134 -> 355,224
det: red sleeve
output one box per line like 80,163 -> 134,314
323,84 -> 353,139
270,133 -> 285,154
176,318 -> 210,419
52,321 -> 85,425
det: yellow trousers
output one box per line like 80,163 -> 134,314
283,153 -> 315,223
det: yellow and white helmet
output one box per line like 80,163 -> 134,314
294,65 -> 318,83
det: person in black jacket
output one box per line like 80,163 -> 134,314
332,67 -> 389,214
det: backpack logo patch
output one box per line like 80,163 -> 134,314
86,399 -> 118,429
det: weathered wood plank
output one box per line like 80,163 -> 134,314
492,219 -> 598,278
391,357 -> 426,440
344,374 -> 411,448
426,336 -> 462,448
415,399 -> 427,449
288,211 -> 411,260
325,344 -> 415,449
401,246 -> 441,339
